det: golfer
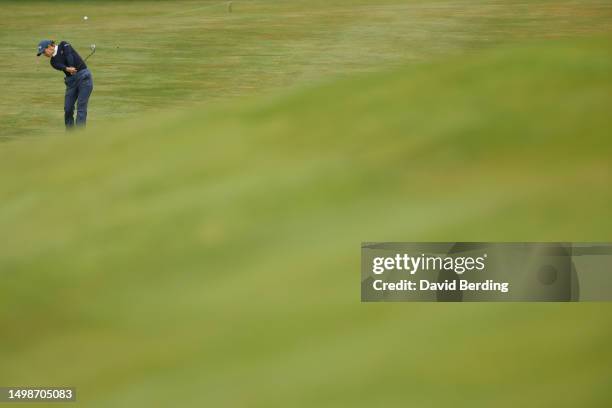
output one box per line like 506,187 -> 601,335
37,40 -> 94,128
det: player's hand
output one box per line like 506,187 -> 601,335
66,67 -> 77,75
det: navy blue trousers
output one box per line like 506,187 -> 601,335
64,69 -> 93,128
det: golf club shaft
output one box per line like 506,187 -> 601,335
76,48 -> 95,71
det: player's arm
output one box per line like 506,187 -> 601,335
60,43 -> 78,74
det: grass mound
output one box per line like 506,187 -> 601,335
0,37 -> 611,407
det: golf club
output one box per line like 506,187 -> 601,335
84,43 -> 96,62
75,44 -> 96,71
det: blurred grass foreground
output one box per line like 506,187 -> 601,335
0,27 -> 611,408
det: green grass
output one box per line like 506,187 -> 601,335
1,1 -> 612,407
1,34 -> 612,406
2,0 -> 612,138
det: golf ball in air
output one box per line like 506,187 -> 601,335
83,16 -> 88,20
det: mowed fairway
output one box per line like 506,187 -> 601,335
2,0 -> 612,138
1,1 -> 612,407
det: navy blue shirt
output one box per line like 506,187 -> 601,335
50,41 -> 87,77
